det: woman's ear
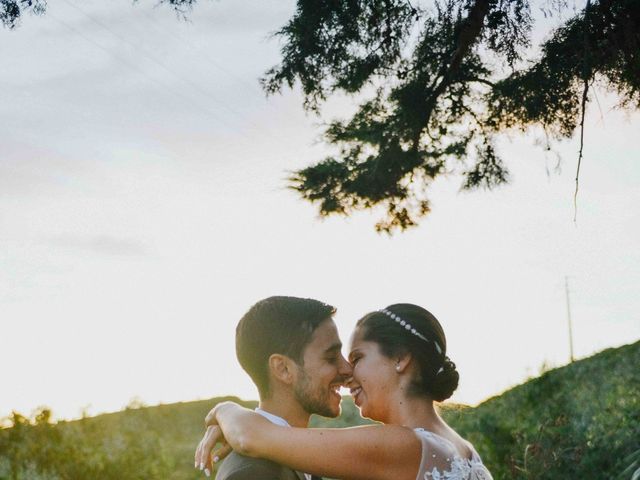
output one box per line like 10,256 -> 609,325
268,353 -> 296,385
395,352 -> 412,374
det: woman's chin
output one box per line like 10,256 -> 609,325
357,403 -> 384,423
357,404 -> 371,420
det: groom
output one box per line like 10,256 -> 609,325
212,296 -> 352,480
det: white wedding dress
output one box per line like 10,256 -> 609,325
414,429 -> 493,480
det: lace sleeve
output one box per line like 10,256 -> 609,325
414,430 -> 493,480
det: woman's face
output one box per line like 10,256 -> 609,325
347,327 -> 397,423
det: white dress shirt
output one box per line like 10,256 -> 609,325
255,408 -> 312,480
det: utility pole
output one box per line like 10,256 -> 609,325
565,276 -> 575,363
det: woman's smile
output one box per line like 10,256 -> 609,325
350,386 -> 363,406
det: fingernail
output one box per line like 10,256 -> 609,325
213,456 -> 219,463
199,462 -> 204,470
205,468 -> 211,477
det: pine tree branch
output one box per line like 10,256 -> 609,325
413,0 -> 491,149
574,0 -> 592,223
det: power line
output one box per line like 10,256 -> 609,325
59,0 -> 272,140
47,11 -> 240,132
138,6 -> 266,98
132,5 -> 294,148
45,2 -> 302,184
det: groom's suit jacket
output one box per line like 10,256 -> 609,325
214,451 -> 307,480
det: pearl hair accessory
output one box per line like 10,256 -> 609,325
379,308 -> 443,355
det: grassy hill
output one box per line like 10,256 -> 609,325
443,341 -> 640,479
1,341 -> 638,479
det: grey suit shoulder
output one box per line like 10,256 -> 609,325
215,451 -> 304,480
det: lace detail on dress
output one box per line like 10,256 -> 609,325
423,456 -> 492,480
414,429 -> 493,480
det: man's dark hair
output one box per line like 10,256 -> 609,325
236,296 -> 336,399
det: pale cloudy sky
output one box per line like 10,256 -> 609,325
1,0 -> 638,421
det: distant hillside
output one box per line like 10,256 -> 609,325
0,395 -> 252,480
443,341 -> 640,479
1,341 -> 638,479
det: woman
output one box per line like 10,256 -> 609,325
195,304 -> 492,480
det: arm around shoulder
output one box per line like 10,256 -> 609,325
256,424 -> 422,480
211,403 -> 422,480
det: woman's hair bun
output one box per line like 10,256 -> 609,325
429,357 -> 459,402
355,303 -> 459,402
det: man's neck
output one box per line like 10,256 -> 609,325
258,392 -> 310,428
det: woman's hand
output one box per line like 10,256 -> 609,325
194,401 -> 257,476
194,423 -> 233,476
203,401 -> 262,455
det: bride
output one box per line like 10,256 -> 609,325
195,303 -> 493,480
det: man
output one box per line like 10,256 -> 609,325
200,296 -> 352,479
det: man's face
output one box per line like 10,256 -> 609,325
293,318 -> 352,418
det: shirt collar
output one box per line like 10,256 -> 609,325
254,408 -> 291,427
254,408 -> 312,480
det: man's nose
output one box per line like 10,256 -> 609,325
338,354 -> 353,377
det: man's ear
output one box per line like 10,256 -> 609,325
268,353 -> 297,386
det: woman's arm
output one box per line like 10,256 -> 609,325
200,402 -> 422,480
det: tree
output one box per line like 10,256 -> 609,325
260,0 -> 639,232
4,0 -> 639,232
1,0 -> 45,29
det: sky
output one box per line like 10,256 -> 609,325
1,0 -> 638,421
